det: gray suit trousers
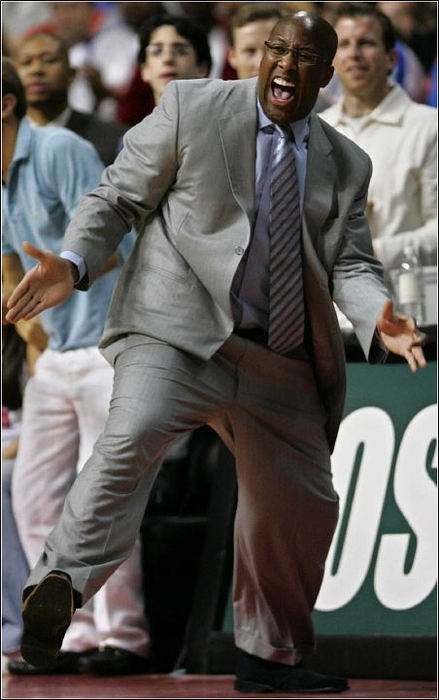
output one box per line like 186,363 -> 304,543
28,333 -> 339,664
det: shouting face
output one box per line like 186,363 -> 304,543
258,14 -> 335,125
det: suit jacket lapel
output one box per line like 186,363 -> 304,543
303,113 -> 336,248
218,80 -> 258,227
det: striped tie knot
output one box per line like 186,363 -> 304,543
273,124 -> 293,141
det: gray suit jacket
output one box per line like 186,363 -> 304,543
63,77 -> 389,450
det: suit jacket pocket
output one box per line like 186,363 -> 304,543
141,263 -> 188,283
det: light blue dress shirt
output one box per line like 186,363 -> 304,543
2,118 -> 123,351
231,100 -> 310,329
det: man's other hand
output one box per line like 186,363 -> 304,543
377,300 -> 427,372
6,241 -> 76,323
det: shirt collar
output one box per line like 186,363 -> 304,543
257,98 -> 310,148
336,84 -> 410,127
48,106 -> 72,128
27,106 -> 72,129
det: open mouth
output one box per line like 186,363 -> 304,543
271,77 -> 296,103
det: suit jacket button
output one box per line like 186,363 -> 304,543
235,246 -> 245,255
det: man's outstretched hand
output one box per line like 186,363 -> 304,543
5,242 -> 76,323
377,300 -> 427,372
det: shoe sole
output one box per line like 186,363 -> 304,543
21,574 -> 73,667
234,679 -> 348,693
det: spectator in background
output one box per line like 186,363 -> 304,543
26,2 -> 160,121
315,0 -> 429,109
1,0 -> 51,56
320,2 -> 437,272
137,13 -> 211,109
226,3 -> 288,80
2,57 -> 149,677
378,2 -> 437,75
163,1 -> 227,78
15,32 -> 127,166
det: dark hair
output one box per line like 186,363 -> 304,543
137,13 -> 212,74
227,3 -> 288,47
331,2 -> 396,51
2,57 -> 27,120
19,31 -> 70,65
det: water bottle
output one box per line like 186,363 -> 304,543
397,244 -> 425,323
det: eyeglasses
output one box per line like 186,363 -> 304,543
146,43 -> 193,58
264,41 -> 323,66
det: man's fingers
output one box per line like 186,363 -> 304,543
7,277 -> 32,309
6,298 -> 39,323
22,241 -> 46,262
405,350 -> 417,373
14,294 -> 42,321
412,345 -> 427,368
5,285 -> 35,321
404,345 -> 427,372
412,330 -> 427,347
22,301 -> 45,322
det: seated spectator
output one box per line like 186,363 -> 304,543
226,3 -> 288,80
164,1 -> 227,78
315,1 -> 428,109
137,13 -> 211,108
15,32 -> 127,166
320,2 -> 437,272
378,1 -> 437,77
26,2 -> 146,121
1,0 -> 50,56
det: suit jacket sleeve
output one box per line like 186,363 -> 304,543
62,82 -> 180,288
330,155 -> 390,362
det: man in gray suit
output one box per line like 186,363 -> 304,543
7,11 -> 426,694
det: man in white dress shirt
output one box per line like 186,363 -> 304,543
320,2 -> 437,271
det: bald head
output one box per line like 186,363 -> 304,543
275,11 -> 338,65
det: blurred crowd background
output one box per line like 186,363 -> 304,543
2,1 -> 437,128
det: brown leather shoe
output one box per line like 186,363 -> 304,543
21,571 -> 74,668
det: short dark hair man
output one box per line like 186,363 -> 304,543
320,2 -> 437,271
15,32 -> 127,166
227,3 -> 288,79
137,14 -> 212,105
7,12 -> 426,695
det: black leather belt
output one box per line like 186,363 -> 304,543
234,328 -> 309,361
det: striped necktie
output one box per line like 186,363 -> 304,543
268,124 -> 304,355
